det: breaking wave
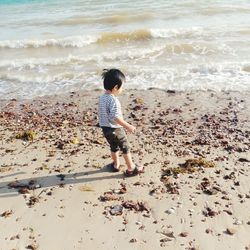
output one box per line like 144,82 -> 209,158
0,35 -> 97,49
0,27 -> 205,49
57,13 -> 153,26
1,62 -> 249,85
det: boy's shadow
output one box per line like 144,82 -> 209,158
0,164 -> 125,198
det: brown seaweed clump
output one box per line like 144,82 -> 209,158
15,130 -> 36,141
162,158 -> 215,177
181,158 -> 215,169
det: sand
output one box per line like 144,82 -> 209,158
0,89 -> 250,250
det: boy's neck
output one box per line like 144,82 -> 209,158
105,90 -> 116,96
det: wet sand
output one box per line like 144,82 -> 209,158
0,89 -> 250,250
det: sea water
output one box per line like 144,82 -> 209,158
0,0 -> 250,99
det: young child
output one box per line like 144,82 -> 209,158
98,68 -> 144,176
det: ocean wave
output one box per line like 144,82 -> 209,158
55,16 -> 89,26
242,65 -> 250,72
0,55 -> 89,69
1,62 -> 250,99
0,42 -> 237,74
126,63 -> 250,91
97,27 -> 205,44
0,35 -> 97,49
0,46 -> 166,70
164,43 -> 217,55
199,6 -> 250,16
97,29 -> 152,44
0,27 -> 206,49
238,28 -> 250,35
0,71 -> 84,84
150,27 -> 204,39
1,62 -> 249,84
99,13 -> 153,24
57,13 -> 153,26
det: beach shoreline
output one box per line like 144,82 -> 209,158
0,89 -> 250,250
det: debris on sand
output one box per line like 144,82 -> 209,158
99,184 -> 127,202
162,158 -> 215,177
99,192 -> 120,202
205,228 -> 213,234
112,183 -> 127,194
134,98 -> 144,105
198,178 -> 221,195
238,158 -> 250,163
15,130 -> 36,141
160,237 -> 172,243
156,229 -> 175,238
122,200 -> 150,213
26,243 -> 39,250
27,196 -> 40,207
223,210 -> 233,215
118,183 -> 127,194
149,186 -> 166,196
78,185 -> 94,192
129,238 -> 137,243
55,140 -> 67,150
1,210 -> 13,218
166,208 -> 176,214
203,207 -> 219,217
10,234 -> 20,240
165,182 -> 180,194
226,228 -> 236,235
180,158 -> 215,169
223,172 -> 235,180
0,165 -> 12,173
0,89 -> 249,249
179,232 -> 188,237
110,205 -> 123,216
70,138 -> 80,144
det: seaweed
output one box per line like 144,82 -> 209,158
78,185 -> 94,192
181,158 -> 215,169
15,130 -> 36,142
162,158 -> 215,177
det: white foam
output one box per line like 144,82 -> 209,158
0,27 -> 208,49
1,61 -> 249,99
150,27 -> 204,39
0,71 -> 85,84
0,55 -> 86,69
0,45 -> 166,70
125,62 -> 250,91
0,35 -> 98,49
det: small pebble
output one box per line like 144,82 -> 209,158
179,232 -> 188,237
226,228 -> 236,235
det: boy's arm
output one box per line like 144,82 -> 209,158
114,117 -> 136,133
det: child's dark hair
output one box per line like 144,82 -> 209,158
102,68 -> 125,90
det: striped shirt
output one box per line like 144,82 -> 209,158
98,93 -> 123,128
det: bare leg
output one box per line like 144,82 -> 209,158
111,151 -> 120,169
123,152 -> 134,171
123,152 -> 144,172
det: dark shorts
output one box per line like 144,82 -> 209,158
102,127 -> 130,154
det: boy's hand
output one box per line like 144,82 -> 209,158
126,124 -> 136,133
114,117 -> 136,133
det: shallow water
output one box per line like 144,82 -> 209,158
0,0 -> 250,99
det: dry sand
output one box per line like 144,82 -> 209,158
0,89 -> 250,250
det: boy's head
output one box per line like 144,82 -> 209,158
102,68 -> 125,91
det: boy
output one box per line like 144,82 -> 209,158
98,68 -> 144,176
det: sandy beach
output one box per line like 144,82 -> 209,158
0,89 -> 250,250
